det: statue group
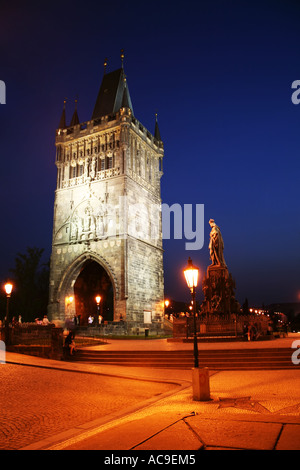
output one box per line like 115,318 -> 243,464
201,219 -> 240,316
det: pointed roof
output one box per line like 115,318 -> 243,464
58,99 -> 67,129
70,98 -> 79,126
92,67 -> 133,120
154,113 -> 162,141
121,79 -> 131,108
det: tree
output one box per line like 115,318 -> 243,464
9,247 -> 49,322
242,298 -> 249,315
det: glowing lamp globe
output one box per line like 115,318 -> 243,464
183,257 -> 199,290
4,283 -> 13,297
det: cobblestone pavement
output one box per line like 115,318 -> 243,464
0,364 -> 175,450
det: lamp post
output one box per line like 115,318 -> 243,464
66,296 -> 73,308
183,258 -> 210,401
164,299 -> 170,319
95,296 -> 102,325
95,295 -> 101,311
183,257 -> 199,368
4,282 -> 13,346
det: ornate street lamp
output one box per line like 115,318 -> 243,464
4,282 -> 13,297
164,299 -> 170,318
4,282 -> 13,346
65,295 -> 73,305
183,257 -> 199,368
183,257 -> 210,401
95,295 -> 102,324
4,282 -> 13,320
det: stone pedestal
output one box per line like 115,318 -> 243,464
202,264 -> 239,316
192,367 -> 210,401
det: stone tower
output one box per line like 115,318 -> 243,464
48,59 -> 165,333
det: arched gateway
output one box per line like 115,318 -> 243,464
74,260 -> 114,324
53,254 -> 116,324
48,58 -> 165,334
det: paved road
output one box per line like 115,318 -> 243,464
0,363 -> 175,450
1,334 -> 300,451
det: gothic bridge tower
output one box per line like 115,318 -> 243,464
48,57 -> 164,333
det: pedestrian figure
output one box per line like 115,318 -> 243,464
42,315 -> 50,325
65,331 -> 76,355
247,324 -> 252,341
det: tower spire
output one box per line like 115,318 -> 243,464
104,57 -> 108,74
70,96 -> 79,126
121,76 -> 130,109
58,98 -> 67,129
154,112 -> 162,142
92,64 -> 134,119
120,49 -> 125,68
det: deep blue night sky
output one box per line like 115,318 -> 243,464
1,0 -> 300,307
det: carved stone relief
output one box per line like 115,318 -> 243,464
54,193 -> 108,245
70,197 -> 106,242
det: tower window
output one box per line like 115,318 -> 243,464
70,166 -> 76,179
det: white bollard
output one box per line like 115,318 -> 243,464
192,367 -> 210,401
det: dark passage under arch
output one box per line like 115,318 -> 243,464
74,260 -> 113,325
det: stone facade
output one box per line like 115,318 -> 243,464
48,68 -> 164,333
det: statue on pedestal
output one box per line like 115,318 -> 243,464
201,219 -> 239,316
209,219 -> 226,267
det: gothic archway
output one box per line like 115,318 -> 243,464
73,260 -> 114,325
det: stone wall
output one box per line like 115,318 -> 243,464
173,315 -> 269,339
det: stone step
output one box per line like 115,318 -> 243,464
76,348 -> 292,355
70,347 -> 295,369
71,360 -> 296,370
